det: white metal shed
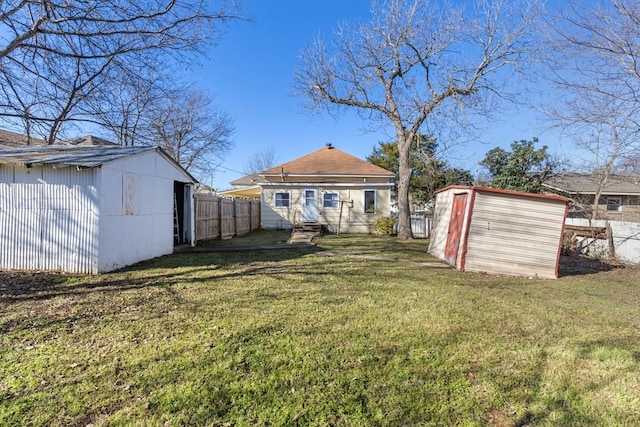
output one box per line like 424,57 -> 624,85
0,144 -> 197,274
428,186 -> 568,279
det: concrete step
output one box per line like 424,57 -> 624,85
289,231 -> 320,243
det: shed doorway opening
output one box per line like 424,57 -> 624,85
173,182 -> 186,245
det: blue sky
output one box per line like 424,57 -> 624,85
194,1 -> 570,190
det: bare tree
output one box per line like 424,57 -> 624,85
294,0 -> 543,239
243,147 -> 279,175
545,0 -> 640,219
0,0 -> 246,142
619,155 -> 640,174
148,90 -> 235,179
85,59 -> 174,146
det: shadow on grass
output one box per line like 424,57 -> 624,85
0,246 -> 321,302
0,246 -> 327,339
558,254 -> 618,277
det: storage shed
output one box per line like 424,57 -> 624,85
428,186 -> 569,279
0,144 -> 197,274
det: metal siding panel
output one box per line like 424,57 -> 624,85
464,193 -> 566,278
39,167 -> 99,273
0,166 -> 42,270
0,165 -> 99,274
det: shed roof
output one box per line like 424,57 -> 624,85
436,185 -> 569,204
543,173 -> 640,195
260,143 -> 394,177
0,144 -> 197,183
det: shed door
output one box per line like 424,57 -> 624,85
444,193 -> 468,265
302,188 -> 318,222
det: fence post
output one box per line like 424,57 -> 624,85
233,199 -> 238,237
218,197 -> 223,240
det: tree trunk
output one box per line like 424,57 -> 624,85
396,136 -> 413,240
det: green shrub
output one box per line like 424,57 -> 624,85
372,216 -> 395,235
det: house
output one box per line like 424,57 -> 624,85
0,128 -> 116,146
258,143 -> 395,233
543,173 -> 640,222
0,128 -> 47,146
218,174 -> 261,199
0,144 -> 197,274
428,186 -> 568,279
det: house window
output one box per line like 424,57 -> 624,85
323,192 -> 339,208
364,190 -> 376,213
606,197 -> 622,212
275,192 -> 290,208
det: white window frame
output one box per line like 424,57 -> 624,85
606,197 -> 622,212
323,192 -> 339,209
363,189 -> 377,214
274,191 -> 291,208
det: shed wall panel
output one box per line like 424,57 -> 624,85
97,156 -> 175,272
0,165 -> 99,273
152,152 -> 194,183
463,192 -> 566,278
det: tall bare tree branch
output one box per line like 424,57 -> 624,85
295,0 -> 543,238
544,0 -> 640,219
0,0 -> 247,142
147,90 -> 235,179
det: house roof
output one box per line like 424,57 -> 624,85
0,128 -> 117,147
543,173 -> 640,195
259,143 -> 394,177
64,135 -> 118,146
0,144 -> 197,183
218,185 -> 261,198
0,128 -> 47,146
230,173 -> 260,186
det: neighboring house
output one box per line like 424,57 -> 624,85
259,143 -> 395,233
0,128 -> 116,146
0,128 -> 46,146
218,173 -> 261,199
0,144 -> 197,274
543,173 -> 640,222
428,186 -> 568,279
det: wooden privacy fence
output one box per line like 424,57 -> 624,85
194,194 -> 260,242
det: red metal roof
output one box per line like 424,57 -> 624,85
435,185 -> 569,204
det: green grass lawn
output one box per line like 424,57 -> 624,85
1,233 -> 639,426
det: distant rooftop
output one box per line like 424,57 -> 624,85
544,173 -> 640,195
0,128 -> 117,147
230,173 -> 260,187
